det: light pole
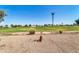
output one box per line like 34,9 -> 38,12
51,13 -> 54,26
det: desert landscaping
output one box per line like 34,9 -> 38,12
0,5 -> 79,53
0,32 -> 79,53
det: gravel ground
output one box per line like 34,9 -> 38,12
0,32 -> 79,53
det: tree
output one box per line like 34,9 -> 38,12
0,10 -> 6,23
0,26 -> 3,28
5,25 -> 8,28
17,25 -> 22,27
10,24 -> 17,28
75,19 -> 79,25
44,24 -> 48,27
13,24 -> 17,28
36,24 -> 39,27
29,24 -> 31,27
10,24 -> 14,28
24,24 -> 28,27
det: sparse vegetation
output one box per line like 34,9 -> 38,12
0,25 -> 79,33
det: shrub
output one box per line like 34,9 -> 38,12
29,28 -> 35,35
59,30 -> 63,34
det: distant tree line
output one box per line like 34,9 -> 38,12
0,18 -> 79,28
0,23 -> 78,28
0,24 -> 53,28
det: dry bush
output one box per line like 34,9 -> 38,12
29,28 -> 35,35
59,30 -> 63,34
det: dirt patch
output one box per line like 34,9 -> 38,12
0,32 -> 79,53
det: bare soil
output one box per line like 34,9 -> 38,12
0,32 -> 79,53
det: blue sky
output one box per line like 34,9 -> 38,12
0,5 -> 79,25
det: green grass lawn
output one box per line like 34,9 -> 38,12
0,25 -> 79,33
